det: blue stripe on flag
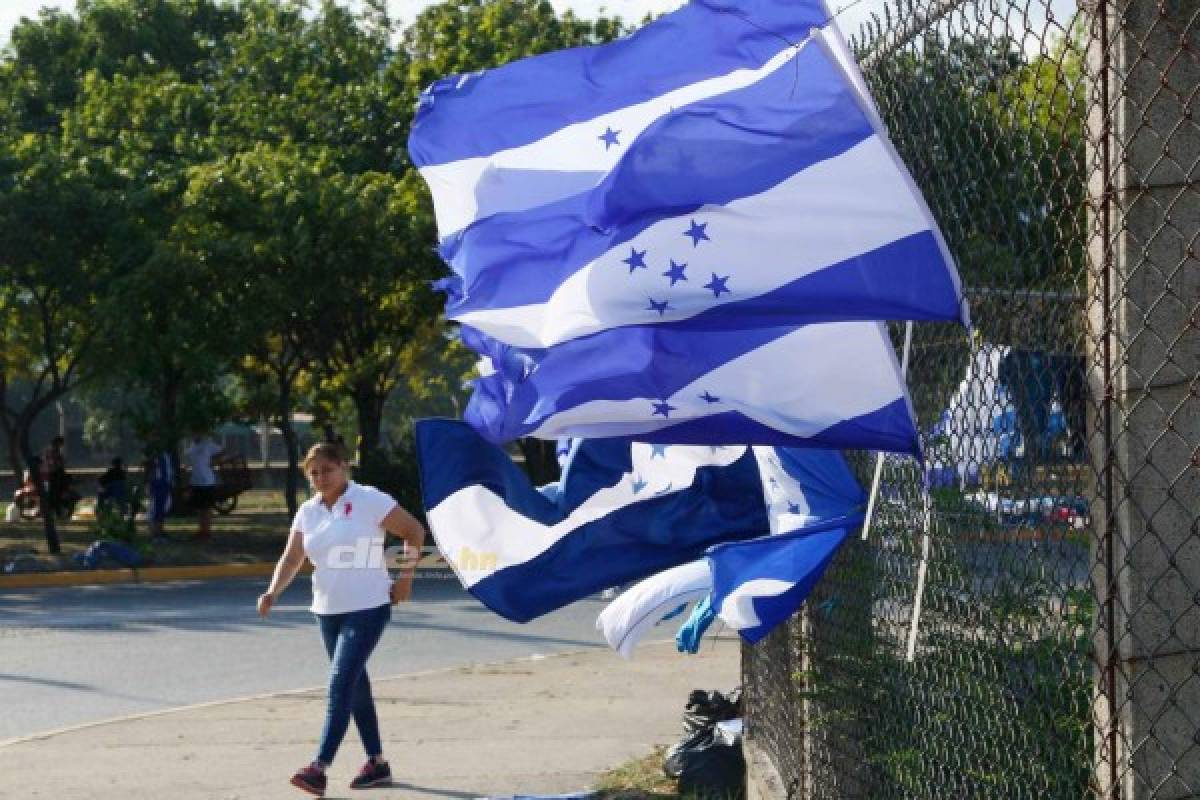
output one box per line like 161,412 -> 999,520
416,417 -> 566,518
408,0 -> 830,167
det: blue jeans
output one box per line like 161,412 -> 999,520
315,603 -> 390,765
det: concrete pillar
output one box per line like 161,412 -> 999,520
1086,0 -> 1200,797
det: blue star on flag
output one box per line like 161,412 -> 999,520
623,248 -> 648,273
631,475 -> 648,494
651,400 -> 676,418
684,219 -> 710,246
700,390 -> 721,404
647,297 -> 671,316
787,501 -> 803,515
663,259 -> 687,286
650,444 -> 669,459
599,127 -> 621,149
703,273 -> 731,298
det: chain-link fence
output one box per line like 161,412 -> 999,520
742,1 -> 1199,798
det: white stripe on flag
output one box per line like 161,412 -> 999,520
718,578 -> 794,630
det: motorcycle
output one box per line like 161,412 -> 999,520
13,473 -> 80,521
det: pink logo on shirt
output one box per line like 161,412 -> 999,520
344,502 -> 353,516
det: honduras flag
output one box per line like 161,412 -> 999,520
409,2 -> 968,351
415,418 -> 864,623
463,319 -> 921,455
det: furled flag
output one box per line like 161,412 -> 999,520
707,519 -> 856,644
602,445 -> 867,656
415,418 -> 865,624
596,560 -> 713,659
409,2 -> 967,351
695,445 -> 871,647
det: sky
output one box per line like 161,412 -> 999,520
1,0 -> 1077,54
0,0 -> 895,48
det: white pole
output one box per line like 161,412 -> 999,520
905,487 -> 933,661
861,321 -> 915,541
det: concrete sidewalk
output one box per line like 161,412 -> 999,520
0,637 -> 739,800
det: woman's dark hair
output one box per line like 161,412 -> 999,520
303,442 -> 346,470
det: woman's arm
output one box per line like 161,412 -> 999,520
381,505 -> 426,603
257,529 -> 307,616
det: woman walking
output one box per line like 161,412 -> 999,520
258,443 -> 425,796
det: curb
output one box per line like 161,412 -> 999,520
0,561 -> 304,591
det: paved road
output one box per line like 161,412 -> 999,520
0,575 -> 612,741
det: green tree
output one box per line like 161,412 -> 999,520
0,135 -> 117,552
3,1 -> 251,462
403,0 -> 627,94
64,66 -> 244,451
209,2 -> 446,463
177,143 -> 335,515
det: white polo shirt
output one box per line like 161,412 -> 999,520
184,439 -> 222,487
293,481 -> 397,615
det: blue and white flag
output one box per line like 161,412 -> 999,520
415,418 -> 865,624
707,519 -> 856,644
463,319 -> 922,455
410,5 -> 967,350
702,445 -> 866,644
416,418 -> 766,622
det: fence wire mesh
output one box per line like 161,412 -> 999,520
741,1 -> 1199,798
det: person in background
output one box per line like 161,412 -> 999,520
146,447 -> 175,541
97,457 -> 128,514
257,443 -> 425,796
184,432 -> 224,540
40,436 -> 68,514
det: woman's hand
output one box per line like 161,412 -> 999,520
390,577 -> 413,604
257,591 -> 276,617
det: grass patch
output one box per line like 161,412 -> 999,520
595,747 -> 680,800
1,491 -> 292,572
594,746 -> 744,800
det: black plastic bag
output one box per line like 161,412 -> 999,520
663,722 -> 745,797
682,687 -> 742,735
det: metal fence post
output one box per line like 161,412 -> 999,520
1086,0 -> 1200,797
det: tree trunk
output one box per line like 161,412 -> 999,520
517,438 -> 561,486
0,372 -> 22,477
3,430 -> 19,480
157,369 -> 183,484
352,386 -> 386,464
276,378 -> 300,518
18,422 -> 60,555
